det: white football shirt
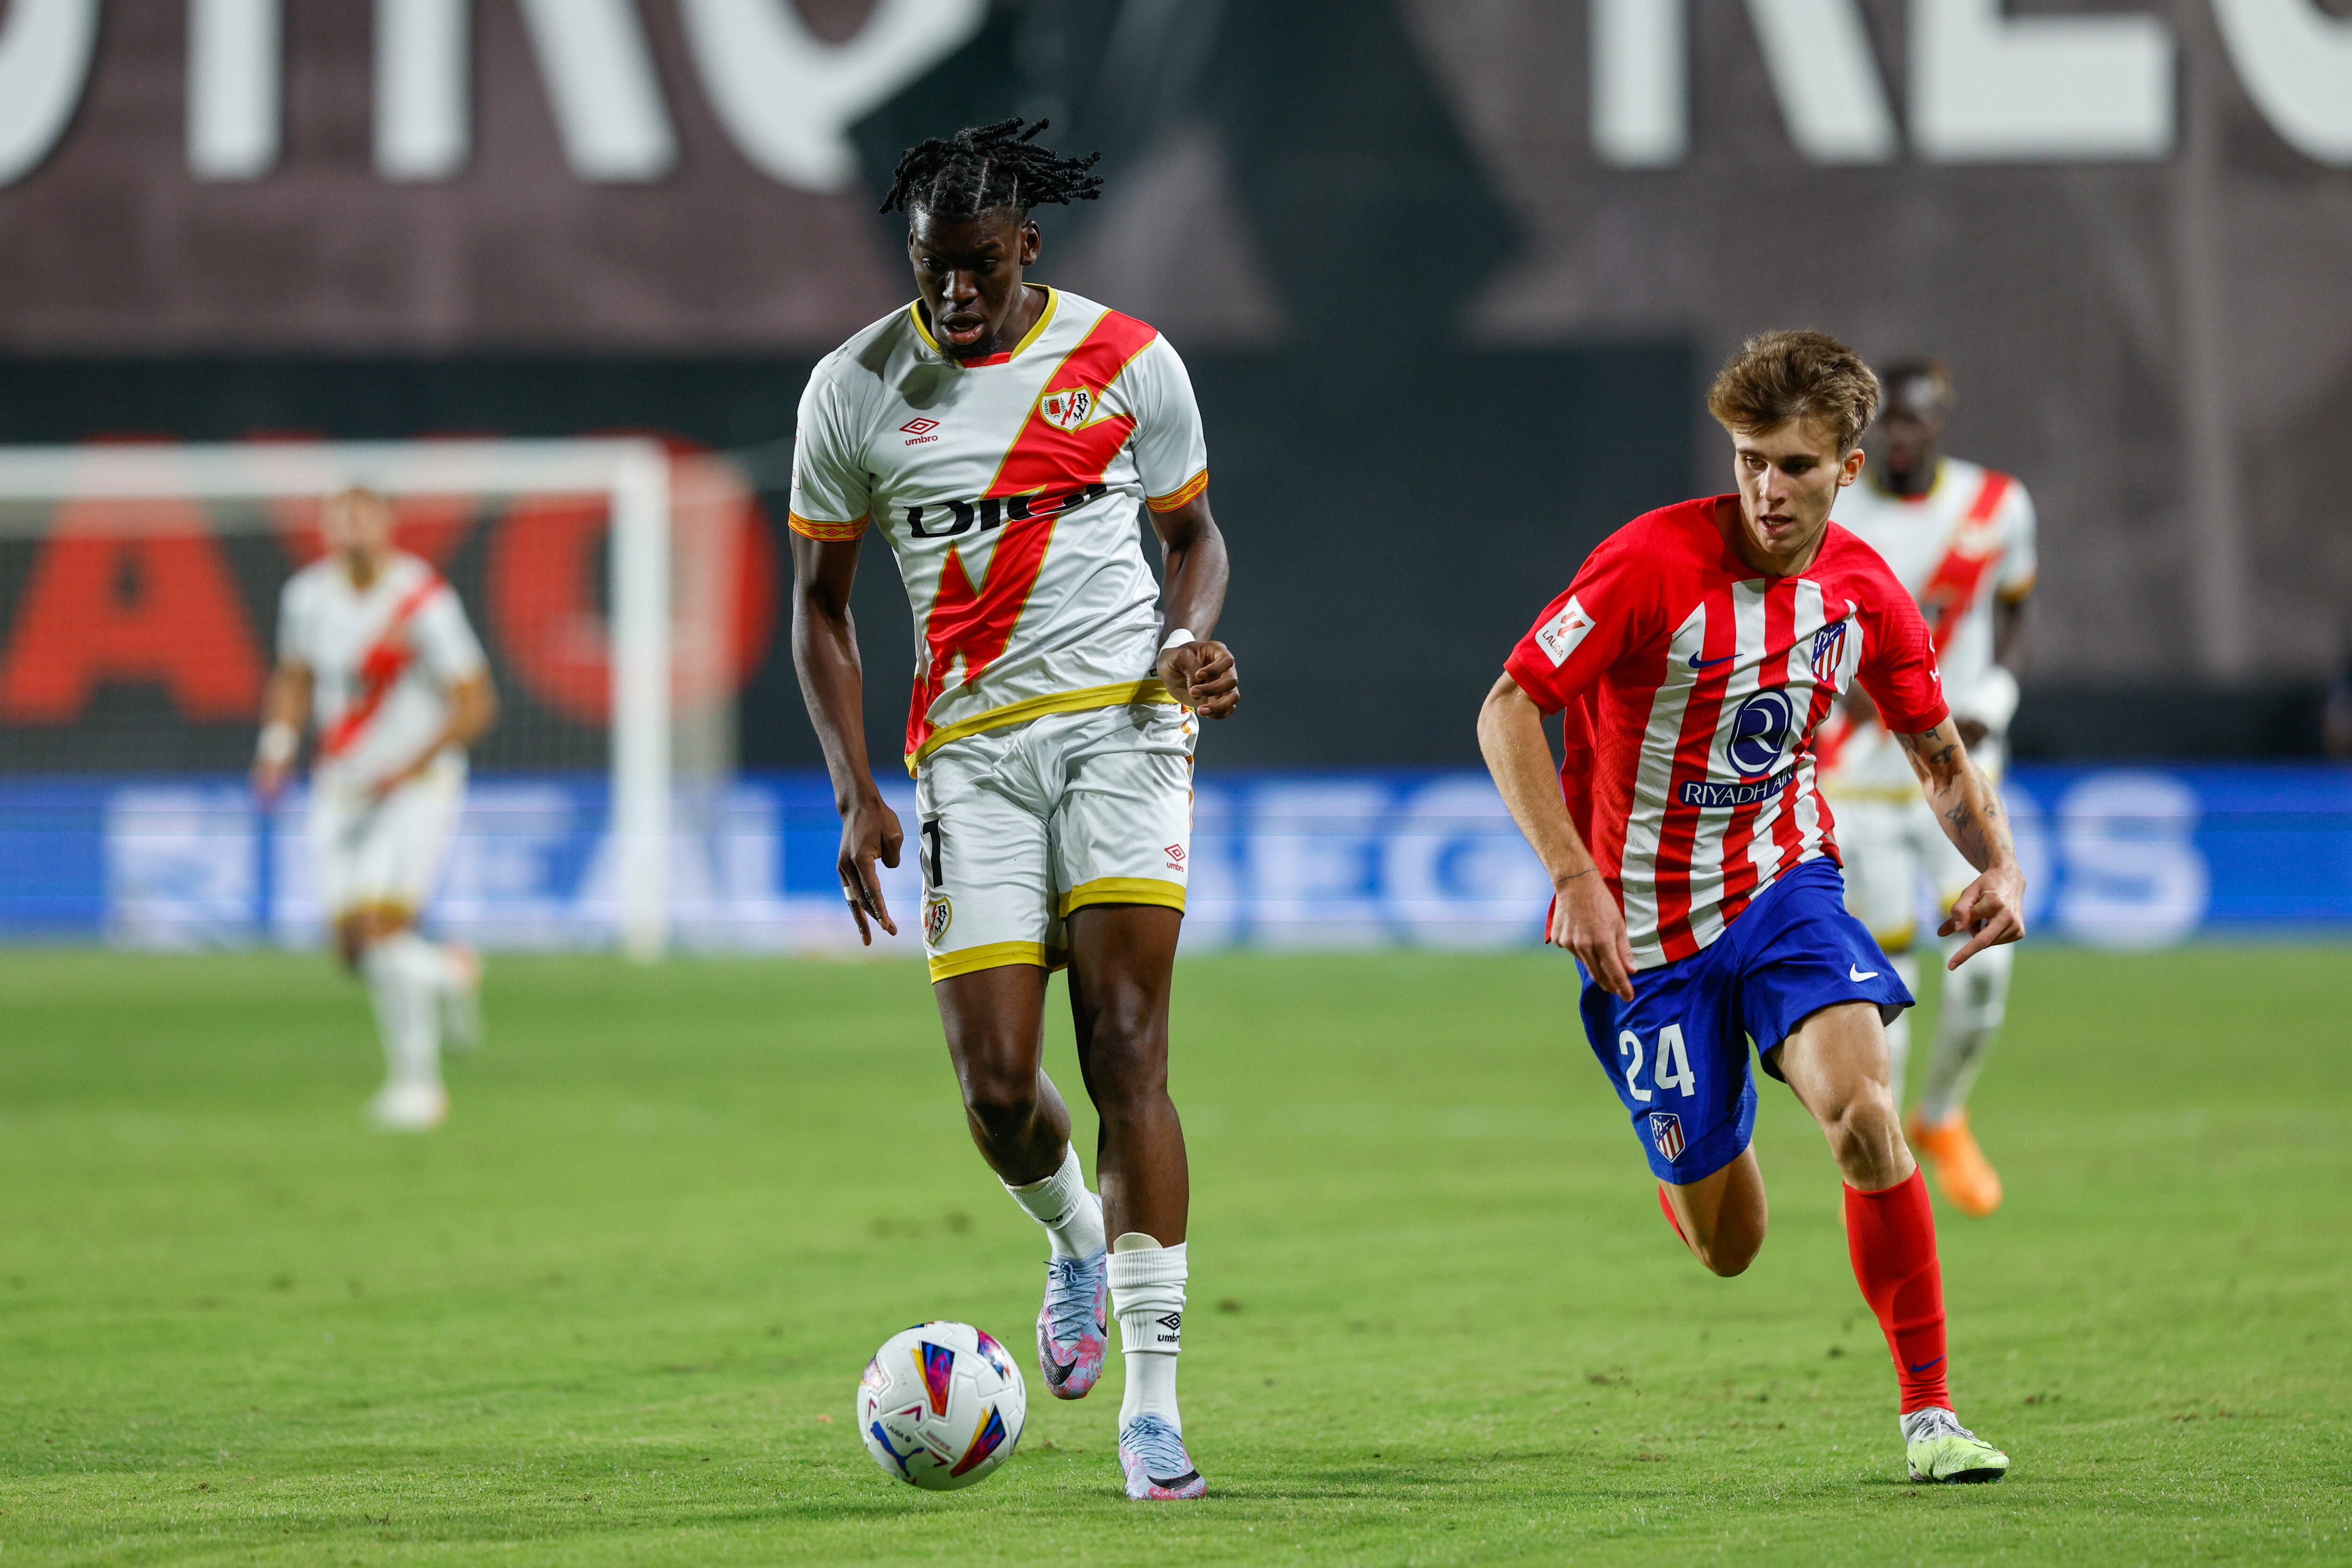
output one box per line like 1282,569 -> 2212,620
789,286 -> 1209,770
276,552 -> 487,792
1823,457 -> 2036,793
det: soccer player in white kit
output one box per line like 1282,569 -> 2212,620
252,487 -> 496,1132
789,121 -> 1237,1500
1822,362 -> 2035,1214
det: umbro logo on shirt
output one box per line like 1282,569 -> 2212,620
900,417 -> 940,445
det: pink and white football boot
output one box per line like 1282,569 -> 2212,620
1035,1247 -> 1109,1399
1119,1414 -> 1207,1500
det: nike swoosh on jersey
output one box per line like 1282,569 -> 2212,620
1687,652 -> 1736,669
1850,965 -> 1879,981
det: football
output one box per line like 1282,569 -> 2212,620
856,1321 -> 1027,1490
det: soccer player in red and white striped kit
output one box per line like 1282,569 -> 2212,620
1479,331 -> 2020,1484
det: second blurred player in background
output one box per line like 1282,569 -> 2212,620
253,487 -> 495,1132
1821,361 -> 2036,1215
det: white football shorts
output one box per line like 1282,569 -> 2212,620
913,700 -> 1195,982
310,755 -> 465,920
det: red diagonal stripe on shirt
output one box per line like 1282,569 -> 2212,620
983,309 -> 1158,500
1917,471 -> 2010,651
321,574 -> 445,758
902,510 -> 1064,758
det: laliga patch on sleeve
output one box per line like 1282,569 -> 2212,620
1534,596 -> 1597,667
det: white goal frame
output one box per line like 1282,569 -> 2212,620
0,439 -> 675,960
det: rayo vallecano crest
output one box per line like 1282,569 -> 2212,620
1037,386 -> 1095,430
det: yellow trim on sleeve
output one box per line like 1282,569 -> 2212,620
928,940 -> 1066,982
906,680 -> 1177,771
1059,877 -> 1186,917
1146,469 -> 1209,513
789,512 -> 870,542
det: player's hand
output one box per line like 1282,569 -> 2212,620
1159,641 -> 1239,720
251,758 -> 291,805
838,793 -> 903,945
1941,861 -> 2026,969
1550,868 -> 1637,1002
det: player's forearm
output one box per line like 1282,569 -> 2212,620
1905,723 -> 2016,875
1153,500 -> 1227,643
1478,680 -> 1597,888
259,666 -> 309,734
793,597 -> 885,811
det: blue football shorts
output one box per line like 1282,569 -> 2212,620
1576,857 -> 1914,1184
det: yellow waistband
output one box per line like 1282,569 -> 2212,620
906,679 -> 1177,772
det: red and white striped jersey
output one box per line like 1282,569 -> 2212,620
1504,497 -> 1948,970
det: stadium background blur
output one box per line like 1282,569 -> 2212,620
0,4 -> 2347,1563
2,0 -> 2348,953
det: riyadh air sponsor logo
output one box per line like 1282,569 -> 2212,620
1649,1111 -> 1686,1162
1534,595 -> 1595,666
903,482 -> 1107,539
1680,763 -> 1796,808
1038,386 -> 1096,430
1725,688 -> 1796,778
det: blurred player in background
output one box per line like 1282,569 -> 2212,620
253,487 -> 494,1132
790,121 -> 1237,1499
1821,361 -> 2035,1215
1481,331 -> 2021,1484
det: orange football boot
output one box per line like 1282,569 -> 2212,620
1907,1109 -> 2002,1216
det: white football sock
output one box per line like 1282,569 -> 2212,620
1109,1234 -> 1186,1433
361,937 -> 443,1091
1921,939 -> 2012,1125
1885,951 -> 1919,1106
1003,1145 -> 1106,1259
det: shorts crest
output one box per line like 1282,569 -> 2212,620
923,894 -> 954,945
1648,1110 -> 1686,1163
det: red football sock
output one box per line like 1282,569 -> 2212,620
1657,1183 -> 1691,1245
1844,1169 -> 1950,1414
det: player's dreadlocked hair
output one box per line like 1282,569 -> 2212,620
879,119 -> 1104,221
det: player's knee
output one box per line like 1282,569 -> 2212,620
1822,1088 -> 1905,1177
958,1058 -> 1041,1139
1693,1231 -> 1761,1277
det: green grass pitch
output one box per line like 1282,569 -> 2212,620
0,944 -> 2346,1565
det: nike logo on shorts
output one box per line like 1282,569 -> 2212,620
1850,965 -> 1879,982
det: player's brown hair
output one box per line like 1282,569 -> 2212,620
1706,330 -> 1882,454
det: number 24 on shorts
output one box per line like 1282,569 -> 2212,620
1618,1024 -> 1697,1102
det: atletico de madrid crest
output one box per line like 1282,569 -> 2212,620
1037,386 -> 1095,430
1809,619 -> 1849,687
1648,1110 -> 1686,1162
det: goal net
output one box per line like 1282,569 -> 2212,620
0,438 -> 772,958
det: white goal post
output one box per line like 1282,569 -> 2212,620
0,439 -> 677,959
